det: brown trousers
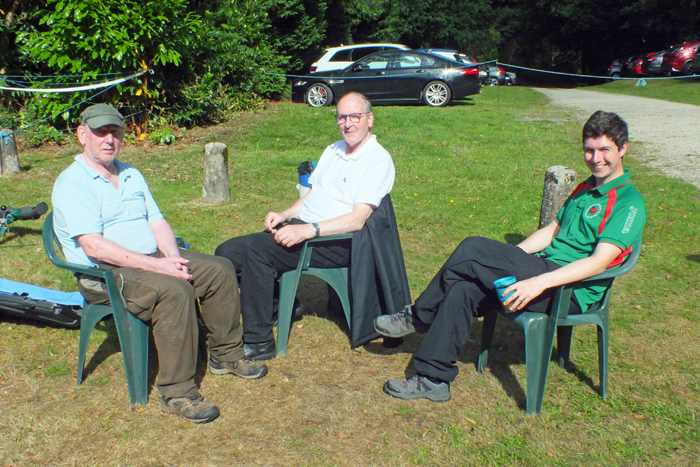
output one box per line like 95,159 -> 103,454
77,249 -> 242,398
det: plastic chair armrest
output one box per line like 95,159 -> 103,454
306,233 -> 353,244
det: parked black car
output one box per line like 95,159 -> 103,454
487,65 -> 517,86
292,50 -> 482,107
606,58 -> 624,78
689,52 -> 700,75
641,50 -> 665,75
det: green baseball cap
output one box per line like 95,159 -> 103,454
80,104 -> 126,129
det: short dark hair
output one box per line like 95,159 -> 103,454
582,111 -> 628,150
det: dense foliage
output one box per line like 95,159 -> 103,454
0,0 -> 698,142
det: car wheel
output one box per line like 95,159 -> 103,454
489,77 -> 499,86
423,81 -> 451,107
611,72 -> 620,78
682,61 -> 694,76
306,83 -> 333,107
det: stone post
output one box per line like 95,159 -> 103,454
202,142 -> 231,203
539,166 -> 576,229
0,129 -> 20,176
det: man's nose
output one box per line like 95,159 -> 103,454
589,150 -> 602,162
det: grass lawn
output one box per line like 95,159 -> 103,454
1,86 -> 699,466
587,76 -> 700,106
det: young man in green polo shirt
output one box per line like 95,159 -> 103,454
374,110 -> 646,402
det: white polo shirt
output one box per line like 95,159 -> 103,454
52,155 -> 163,266
298,135 -> 395,223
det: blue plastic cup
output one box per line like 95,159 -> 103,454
493,276 -> 517,304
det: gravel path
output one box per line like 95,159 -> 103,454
534,88 -> 700,189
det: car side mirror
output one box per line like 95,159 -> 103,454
353,64 -> 365,72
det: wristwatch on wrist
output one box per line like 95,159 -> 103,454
312,223 -> 320,238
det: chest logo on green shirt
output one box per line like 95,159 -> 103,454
584,203 -> 602,219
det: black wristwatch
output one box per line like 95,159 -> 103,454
312,223 -> 320,238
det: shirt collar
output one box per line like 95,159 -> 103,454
75,154 -> 124,180
585,168 -> 632,195
333,135 -> 377,161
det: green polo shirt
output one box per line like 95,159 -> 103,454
540,168 -> 646,312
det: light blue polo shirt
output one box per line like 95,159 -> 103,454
52,155 -> 163,266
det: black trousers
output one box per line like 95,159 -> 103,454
412,236 -> 581,383
215,220 -> 351,343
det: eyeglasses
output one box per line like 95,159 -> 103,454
335,112 -> 368,124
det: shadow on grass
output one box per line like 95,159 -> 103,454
81,317 -> 159,398
471,317 -> 603,410
687,254 -> 700,262
0,226 -> 43,245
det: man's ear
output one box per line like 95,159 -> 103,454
77,125 -> 87,146
619,142 -> 628,158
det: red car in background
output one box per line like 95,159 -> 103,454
624,53 -> 655,76
661,41 -> 700,75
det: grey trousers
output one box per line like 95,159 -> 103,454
77,249 -> 243,399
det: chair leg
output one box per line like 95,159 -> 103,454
276,271 -> 297,357
77,304 -> 113,385
557,325 -> 573,368
523,317 -> 556,415
478,310 -> 498,373
597,323 -> 609,400
113,307 -> 149,407
321,269 -> 351,328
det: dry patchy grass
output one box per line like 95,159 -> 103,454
2,91 -> 700,466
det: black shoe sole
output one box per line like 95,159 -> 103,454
244,350 -> 276,361
382,382 -> 451,402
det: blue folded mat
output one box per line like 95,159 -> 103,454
0,277 -> 84,306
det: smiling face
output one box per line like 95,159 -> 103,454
77,124 -> 124,171
584,135 -> 627,187
336,93 -> 374,154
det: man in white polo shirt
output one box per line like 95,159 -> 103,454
216,92 -> 395,360
52,104 -> 267,424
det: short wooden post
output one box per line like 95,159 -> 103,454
539,166 -> 576,229
0,129 -> 20,176
202,142 -> 231,203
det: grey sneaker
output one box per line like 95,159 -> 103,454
383,375 -> 451,402
161,394 -> 220,423
374,307 -> 416,338
208,356 -> 268,379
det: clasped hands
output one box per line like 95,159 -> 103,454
264,212 -> 314,248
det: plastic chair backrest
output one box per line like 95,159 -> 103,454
42,211 -> 150,406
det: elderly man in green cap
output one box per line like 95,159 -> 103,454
51,104 -> 266,423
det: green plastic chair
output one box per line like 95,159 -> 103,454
276,233 -> 353,356
42,212 -> 149,407
477,241 -> 642,415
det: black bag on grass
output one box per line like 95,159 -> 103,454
0,278 -> 83,328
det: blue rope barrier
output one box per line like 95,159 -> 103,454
263,60 -> 697,84
2,70 -> 149,138
7,85 -> 117,137
498,62 -> 700,81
